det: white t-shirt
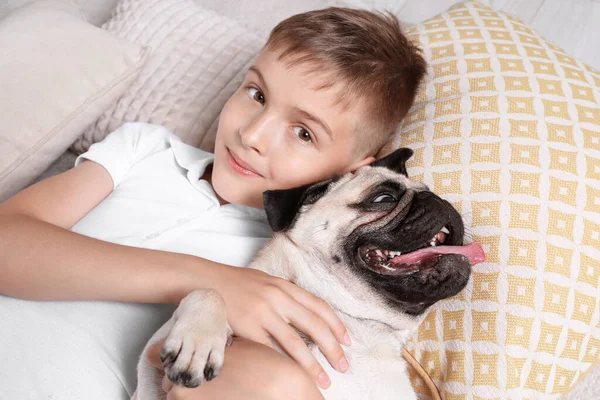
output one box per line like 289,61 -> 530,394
0,123 -> 272,400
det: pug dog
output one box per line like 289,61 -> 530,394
133,148 -> 485,400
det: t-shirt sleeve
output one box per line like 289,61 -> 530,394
74,123 -> 177,189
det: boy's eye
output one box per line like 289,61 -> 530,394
293,126 -> 313,143
247,87 -> 265,105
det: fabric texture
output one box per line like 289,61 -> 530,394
0,122 -> 272,400
70,0 -> 265,155
376,1 -> 600,398
0,0 -> 148,202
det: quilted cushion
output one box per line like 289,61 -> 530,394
376,1 -> 600,398
70,0 -> 264,154
0,0 -> 147,201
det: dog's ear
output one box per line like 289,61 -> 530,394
263,181 -> 331,232
371,148 -> 413,176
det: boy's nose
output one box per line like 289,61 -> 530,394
239,112 -> 276,155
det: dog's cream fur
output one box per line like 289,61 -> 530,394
134,165 -> 452,400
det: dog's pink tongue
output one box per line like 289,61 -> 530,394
390,242 -> 486,265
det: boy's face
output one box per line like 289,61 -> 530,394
211,48 -> 375,209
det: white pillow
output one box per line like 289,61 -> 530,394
0,0 -> 148,202
71,0 -> 265,154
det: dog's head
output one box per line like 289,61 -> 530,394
263,148 -> 484,322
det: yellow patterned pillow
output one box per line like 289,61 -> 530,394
379,1 -> 600,398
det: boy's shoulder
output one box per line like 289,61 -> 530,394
111,123 -> 214,162
107,122 -> 178,143
76,122 -> 214,189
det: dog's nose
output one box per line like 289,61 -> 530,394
407,191 -> 446,216
413,190 -> 434,200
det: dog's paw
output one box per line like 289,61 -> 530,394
160,290 -> 232,388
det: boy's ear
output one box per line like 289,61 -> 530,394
349,156 -> 376,172
263,181 -> 332,232
370,148 -> 413,176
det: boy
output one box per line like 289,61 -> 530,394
0,7 -> 425,400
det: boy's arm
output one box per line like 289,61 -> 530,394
0,160 -> 348,387
148,338 -> 325,400
0,160 -> 217,304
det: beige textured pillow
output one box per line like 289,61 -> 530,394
71,0 -> 264,155
0,0 -> 148,202
376,1 -> 600,398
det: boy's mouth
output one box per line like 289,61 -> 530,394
226,148 -> 263,177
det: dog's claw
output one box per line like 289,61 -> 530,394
159,345 -> 181,368
180,371 -> 197,387
204,364 -> 215,381
167,370 -> 201,388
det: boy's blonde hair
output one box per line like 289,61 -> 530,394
265,7 -> 427,157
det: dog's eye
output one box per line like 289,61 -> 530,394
372,193 -> 397,203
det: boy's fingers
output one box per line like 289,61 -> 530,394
268,318 -> 331,389
162,374 -> 173,393
239,328 -> 277,351
286,282 -> 350,346
287,305 -> 347,374
146,339 -> 166,369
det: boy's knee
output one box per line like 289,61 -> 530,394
267,361 -> 324,400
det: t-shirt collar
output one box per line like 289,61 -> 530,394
169,137 -> 269,223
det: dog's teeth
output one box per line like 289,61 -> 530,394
388,251 -> 402,257
429,240 -> 437,247
441,226 -> 450,234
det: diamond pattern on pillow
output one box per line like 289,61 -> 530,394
378,1 -> 600,398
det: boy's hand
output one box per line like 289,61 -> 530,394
147,338 -> 325,400
210,266 -> 350,388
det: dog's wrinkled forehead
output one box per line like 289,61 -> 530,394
324,148 -> 428,203
262,148 -> 428,233
355,147 -> 427,192
355,164 -> 427,192
321,165 -> 426,206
